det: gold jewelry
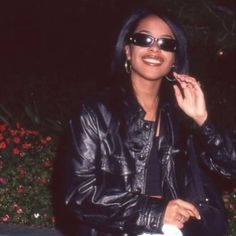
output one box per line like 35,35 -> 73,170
124,59 -> 131,74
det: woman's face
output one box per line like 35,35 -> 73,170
125,15 -> 176,81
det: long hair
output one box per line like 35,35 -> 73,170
111,7 -> 189,80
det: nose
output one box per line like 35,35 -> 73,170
149,41 -> 161,52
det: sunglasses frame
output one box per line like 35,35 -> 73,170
128,33 -> 177,52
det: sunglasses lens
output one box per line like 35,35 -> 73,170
157,38 -> 177,52
129,33 -> 177,52
130,33 -> 153,47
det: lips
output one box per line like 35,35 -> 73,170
142,55 -> 164,66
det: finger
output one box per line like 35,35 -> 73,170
164,217 -> 184,229
174,73 -> 200,89
173,85 -> 184,106
176,214 -> 187,224
175,199 -> 201,219
174,72 -> 197,83
175,78 -> 194,92
177,210 -> 191,222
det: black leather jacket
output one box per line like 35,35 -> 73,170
63,87 -> 235,236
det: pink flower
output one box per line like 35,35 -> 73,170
46,136 -> 52,142
0,177 -> 7,185
0,124 -> 6,132
51,216 -> 56,225
1,214 -> 10,222
0,133 -> 4,141
16,207 -> 23,214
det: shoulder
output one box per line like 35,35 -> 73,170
71,88 -> 120,127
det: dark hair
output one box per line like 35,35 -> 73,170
111,7 -> 189,78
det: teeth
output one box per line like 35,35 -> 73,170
143,57 -> 163,65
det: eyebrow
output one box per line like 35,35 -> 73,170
137,30 -> 175,39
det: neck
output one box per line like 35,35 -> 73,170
131,76 -> 162,121
131,77 -> 161,107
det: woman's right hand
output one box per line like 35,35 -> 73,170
163,199 -> 201,229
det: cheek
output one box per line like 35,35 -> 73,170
165,52 -> 175,64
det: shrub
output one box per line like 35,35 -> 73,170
223,188 -> 236,235
0,122 -> 57,227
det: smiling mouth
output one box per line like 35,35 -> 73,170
142,56 -> 164,66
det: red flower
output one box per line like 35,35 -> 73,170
43,159 -> 52,168
18,167 -> 25,176
13,137 -> 21,144
0,141 -> 7,149
40,178 -> 50,185
22,143 -> 32,149
0,124 -> 6,132
10,129 -> 18,136
27,130 -> 39,136
41,136 -> 52,145
17,185 -> 24,193
0,133 -> 4,141
19,128 -> 26,135
12,147 -> 20,155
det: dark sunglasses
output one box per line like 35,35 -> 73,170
128,33 -> 177,52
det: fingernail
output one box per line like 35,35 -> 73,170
197,215 -> 201,220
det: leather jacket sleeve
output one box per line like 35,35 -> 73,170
64,102 -> 166,234
195,119 -> 236,178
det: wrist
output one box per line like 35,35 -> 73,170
193,113 -> 208,126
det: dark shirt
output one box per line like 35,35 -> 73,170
145,136 -> 162,196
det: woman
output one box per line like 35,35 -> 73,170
63,7 -> 235,236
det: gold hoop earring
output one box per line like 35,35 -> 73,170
124,60 -> 131,74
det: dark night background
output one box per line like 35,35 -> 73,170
0,0 -> 235,128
